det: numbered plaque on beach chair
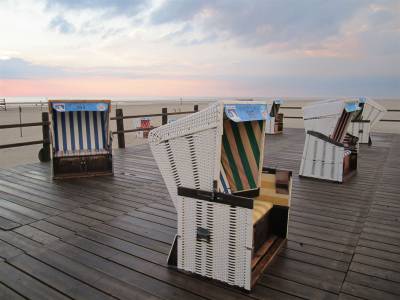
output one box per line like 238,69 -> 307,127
300,99 -> 360,183
265,99 -> 284,134
49,100 -> 113,179
347,97 -> 386,145
149,101 -> 292,291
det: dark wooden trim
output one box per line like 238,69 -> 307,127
0,140 -> 43,149
162,108 -> 168,125
116,108 -> 125,149
177,186 -> 254,209
234,188 -> 260,198
40,112 -> 51,162
0,121 -> 48,130
381,119 -> 400,122
110,110 -> 198,120
167,235 -> 178,267
262,167 -> 293,177
52,153 -> 113,179
283,116 -> 303,119
112,127 -> 156,135
351,120 -> 370,123
111,113 -> 163,120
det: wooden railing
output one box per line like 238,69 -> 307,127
280,106 -> 400,122
111,105 -> 199,148
0,112 -> 51,162
0,103 -> 398,163
0,99 -> 6,111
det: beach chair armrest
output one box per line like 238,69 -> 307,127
177,186 -> 254,209
351,119 -> 371,123
306,130 -> 344,147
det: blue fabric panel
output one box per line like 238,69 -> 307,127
345,102 -> 361,112
85,111 -> 92,150
220,173 -> 229,193
61,112 -> 67,151
52,102 -> 109,112
93,111 -> 99,150
101,111 -> 106,148
77,111 -> 83,149
224,104 -> 269,122
69,112 -> 75,151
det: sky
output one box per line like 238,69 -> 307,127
0,0 -> 399,98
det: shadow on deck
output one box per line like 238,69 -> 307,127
0,128 -> 399,300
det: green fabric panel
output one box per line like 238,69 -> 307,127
244,121 -> 260,167
230,122 -> 257,189
258,120 -> 264,131
222,132 -> 243,190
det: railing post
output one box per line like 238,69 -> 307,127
116,108 -> 125,148
162,107 -> 168,125
19,106 -> 23,137
39,112 -> 51,162
194,105 -> 199,112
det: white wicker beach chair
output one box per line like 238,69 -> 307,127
49,100 -> 113,179
149,101 -> 292,291
300,99 -> 360,183
265,99 -> 284,134
347,97 -> 386,145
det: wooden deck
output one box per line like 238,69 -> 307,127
0,128 -> 399,300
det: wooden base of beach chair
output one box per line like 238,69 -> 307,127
169,168 -> 290,291
251,236 -> 286,289
53,154 -> 113,179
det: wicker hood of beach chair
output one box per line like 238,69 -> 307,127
347,97 -> 387,145
300,98 -> 361,183
265,98 -> 284,135
149,101 -> 292,291
48,100 -> 113,179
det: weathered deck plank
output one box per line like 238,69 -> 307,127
0,128 -> 399,299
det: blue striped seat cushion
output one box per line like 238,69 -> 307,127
52,110 -> 109,157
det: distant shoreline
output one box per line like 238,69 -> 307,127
1,97 -> 399,109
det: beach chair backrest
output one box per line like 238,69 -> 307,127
50,101 -> 110,156
358,97 -> 386,127
269,99 -> 282,117
149,101 -> 269,207
304,99 -> 359,139
220,103 -> 268,193
331,109 -> 352,143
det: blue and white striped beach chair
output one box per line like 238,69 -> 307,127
49,100 -> 113,179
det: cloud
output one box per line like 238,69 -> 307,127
49,15 -> 75,33
151,1 -> 208,24
149,0 -> 400,55
46,0 -> 149,16
0,57 -> 66,79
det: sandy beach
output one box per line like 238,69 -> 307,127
0,98 -> 399,168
